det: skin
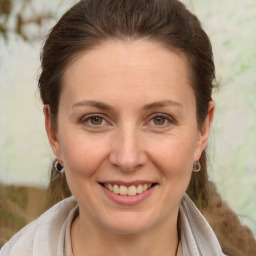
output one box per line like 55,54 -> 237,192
44,40 -> 214,256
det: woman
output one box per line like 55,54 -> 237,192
0,0 -> 254,255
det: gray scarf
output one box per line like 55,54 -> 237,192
180,194 -> 225,255
0,194 -> 225,256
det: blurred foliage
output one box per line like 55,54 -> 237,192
193,0 -> 256,235
0,0 -> 12,39
0,183 -> 28,247
0,0 -> 54,41
5,185 -> 28,211
0,183 -> 48,248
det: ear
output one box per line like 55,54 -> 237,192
194,101 -> 215,161
43,105 -> 63,163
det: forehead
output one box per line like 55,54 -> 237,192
61,40 -> 195,108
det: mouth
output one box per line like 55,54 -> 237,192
99,182 -> 158,196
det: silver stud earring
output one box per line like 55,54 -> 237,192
193,161 -> 201,173
55,160 -> 65,174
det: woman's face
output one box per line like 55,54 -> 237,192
45,40 -> 213,234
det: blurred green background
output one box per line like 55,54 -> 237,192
0,0 -> 255,235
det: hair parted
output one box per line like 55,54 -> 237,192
39,0 -> 215,207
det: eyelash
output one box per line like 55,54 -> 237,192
80,113 -> 176,128
147,113 -> 176,127
80,114 -> 109,128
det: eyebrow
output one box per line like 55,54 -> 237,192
72,100 -> 114,111
142,100 -> 183,110
71,100 -> 183,111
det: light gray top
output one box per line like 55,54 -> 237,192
0,194 -> 226,256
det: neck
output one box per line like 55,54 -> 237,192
71,210 -> 179,256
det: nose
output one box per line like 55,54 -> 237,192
109,126 -> 147,172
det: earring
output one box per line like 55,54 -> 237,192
193,161 -> 201,173
55,160 -> 65,174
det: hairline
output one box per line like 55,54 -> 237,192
52,38 -> 200,128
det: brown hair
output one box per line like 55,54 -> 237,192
39,1 -> 256,253
39,0 -> 214,207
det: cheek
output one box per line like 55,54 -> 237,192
148,133 -> 196,177
59,132 -> 110,177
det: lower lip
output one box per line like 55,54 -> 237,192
101,184 -> 157,206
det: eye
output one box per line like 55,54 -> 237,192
152,116 -> 167,125
148,114 -> 175,127
90,116 -> 103,125
81,114 -> 109,127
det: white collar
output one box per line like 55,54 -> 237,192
0,194 -> 225,256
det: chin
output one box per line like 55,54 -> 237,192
101,211 -> 158,235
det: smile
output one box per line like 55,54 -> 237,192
103,183 -> 153,196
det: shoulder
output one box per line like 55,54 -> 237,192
0,196 -> 77,256
180,194 -> 227,256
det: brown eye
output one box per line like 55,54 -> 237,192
90,116 -> 103,125
153,116 -> 166,125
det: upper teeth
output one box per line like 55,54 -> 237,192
104,184 -> 152,196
